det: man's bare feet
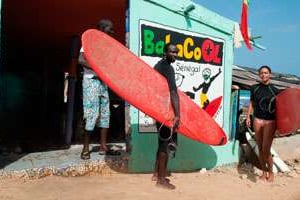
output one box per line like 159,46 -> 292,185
152,174 -> 170,182
156,178 -> 175,190
151,173 -> 158,181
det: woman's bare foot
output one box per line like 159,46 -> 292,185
267,172 -> 274,182
259,172 -> 267,181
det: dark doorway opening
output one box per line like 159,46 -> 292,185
0,0 -> 127,152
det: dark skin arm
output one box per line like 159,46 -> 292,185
210,68 -> 222,82
193,83 -> 204,92
78,52 -> 91,69
170,90 -> 180,131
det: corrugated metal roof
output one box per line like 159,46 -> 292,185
232,65 -> 300,90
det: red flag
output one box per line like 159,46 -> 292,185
240,0 -> 252,50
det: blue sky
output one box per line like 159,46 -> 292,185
193,0 -> 300,76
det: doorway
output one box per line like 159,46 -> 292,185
0,0 -> 127,152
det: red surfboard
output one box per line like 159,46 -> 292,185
81,29 -> 227,145
276,88 -> 300,136
204,96 -> 222,117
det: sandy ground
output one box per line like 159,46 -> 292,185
1,161 -> 300,200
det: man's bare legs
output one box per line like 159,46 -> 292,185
81,131 -> 92,160
152,152 -> 170,182
99,128 -> 108,154
156,151 -> 175,190
152,152 -> 159,181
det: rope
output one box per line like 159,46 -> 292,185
158,123 -> 173,142
268,97 -> 276,114
157,93 -> 174,142
255,85 -> 277,114
268,85 -> 276,114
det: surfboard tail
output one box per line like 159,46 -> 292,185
276,88 -> 300,135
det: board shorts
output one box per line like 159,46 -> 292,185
82,77 -> 110,131
156,122 -> 177,155
200,93 -> 208,108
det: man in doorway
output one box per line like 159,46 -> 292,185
152,43 -> 180,190
78,19 -> 116,159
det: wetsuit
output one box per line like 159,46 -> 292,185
154,58 -> 178,154
250,83 -> 279,120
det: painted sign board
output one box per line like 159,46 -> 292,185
138,20 -> 224,132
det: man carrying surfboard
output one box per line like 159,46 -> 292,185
78,19 -> 116,159
246,65 -> 279,182
152,43 -> 180,190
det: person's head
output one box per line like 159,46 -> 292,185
164,43 -> 178,63
202,68 -> 211,81
97,19 -> 114,35
258,65 -> 272,84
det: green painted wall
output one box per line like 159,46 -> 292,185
128,0 -> 238,172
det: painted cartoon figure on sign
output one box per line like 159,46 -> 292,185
174,73 -> 185,87
193,67 -> 221,109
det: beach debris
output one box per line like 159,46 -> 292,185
287,171 -> 298,178
199,168 -> 207,174
240,174 -> 247,180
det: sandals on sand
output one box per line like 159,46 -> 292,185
99,149 -> 121,156
80,151 -> 90,160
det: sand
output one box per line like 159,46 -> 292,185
1,160 -> 300,200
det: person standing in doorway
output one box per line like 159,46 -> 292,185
79,19 -> 115,159
152,43 -> 180,190
246,65 -> 279,182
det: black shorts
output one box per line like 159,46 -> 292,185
156,122 -> 177,153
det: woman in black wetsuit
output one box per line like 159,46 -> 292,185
246,66 -> 279,182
